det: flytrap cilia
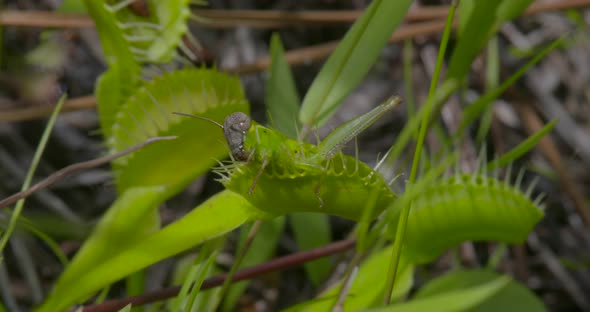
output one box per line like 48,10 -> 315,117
173,96 -> 401,220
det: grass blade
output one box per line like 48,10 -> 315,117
290,213 -> 332,286
39,190 -> 267,312
266,33 -> 300,139
414,270 -> 545,312
447,1 -> 502,80
369,276 -> 510,312
176,240 -> 219,312
298,0 -> 412,129
222,217 -> 285,311
0,94 -> 66,256
487,119 -> 557,171
384,2 -> 458,303
458,36 -> 565,137
476,36 -> 500,143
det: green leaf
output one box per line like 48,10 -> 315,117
108,68 -> 249,194
475,36 -> 500,143
107,0 -> 192,63
176,241 -> 220,312
266,33 -> 300,139
298,0 -> 412,128
95,65 -> 141,140
496,0 -> 535,23
58,0 -> 86,13
0,95 -> 66,255
368,275 -> 510,312
447,1 -> 502,80
449,0 -> 535,81
117,304 -> 132,312
288,245 -> 413,312
40,186 -> 165,311
457,36 -> 564,137
83,0 -> 137,68
222,217 -> 285,311
457,0 -> 475,36
290,213 -> 332,286
38,190 -> 270,312
86,0 -> 142,138
146,0 -> 192,62
415,270 -> 546,312
487,119 -> 557,171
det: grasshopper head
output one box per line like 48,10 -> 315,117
223,112 -> 251,161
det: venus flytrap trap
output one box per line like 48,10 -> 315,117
183,97 -> 402,220
102,0 -> 194,63
107,68 -> 249,194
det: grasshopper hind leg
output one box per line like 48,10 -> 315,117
313,167 -> 328,208
248,158 -> 268,195
314,181 -> 324,208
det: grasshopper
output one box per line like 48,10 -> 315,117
173,96 -> 401,219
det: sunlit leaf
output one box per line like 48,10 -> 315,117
287,245 -> 413,311
290,213 -> 331,286
39,190 -> 270,312
368,275 -> 510,312
415,269 -> 546,312
266,33 -> 300,139
299,0 -> 412,128
41,186 -> 165,311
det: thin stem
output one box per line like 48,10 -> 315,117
0,95 -> 66,255
383,0 -> 458,305
403,39 -> 416,120
331,252 -> 363,312
82,239 -> 356,312
212,220 -> 263,311
0,136 -> 177,209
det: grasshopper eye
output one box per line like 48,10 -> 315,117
224,112 -> 251,161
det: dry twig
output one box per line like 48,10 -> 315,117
0,136 -> 177,209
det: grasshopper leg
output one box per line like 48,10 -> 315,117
313,173 -> 325,208
248,158 -> 268,195
314,182 -> 324,208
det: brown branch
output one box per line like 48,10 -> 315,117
81,239 -> 356,312
514,96 -> 590,226
0,11 -> 93,28
0,136 -> 177,209
189,7 -> 451,29
224,19 -> 449,74
1,0 -> 587,121
0,0 -> 588,28
193,0 -> 590,28
0,19 -> 448,122
0,96 -> 96,122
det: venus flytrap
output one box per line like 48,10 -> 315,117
176,96 -> 402,220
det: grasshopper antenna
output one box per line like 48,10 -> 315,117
172,112 -> 224,129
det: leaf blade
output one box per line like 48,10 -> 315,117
290,213 -> 332,286
266,33 -> 300,139
39,190 -> 268,312
298,0 -> 412,128
415,270 -> 547,312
